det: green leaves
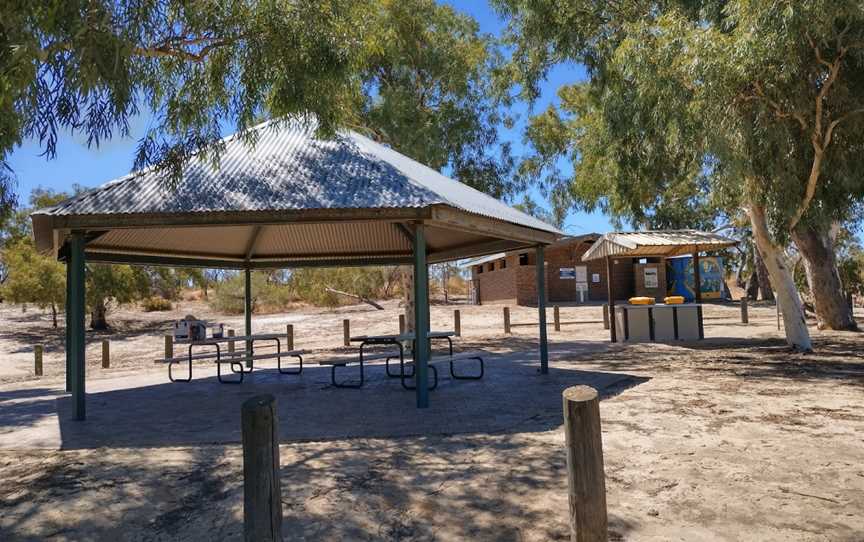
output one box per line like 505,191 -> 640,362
502,0 -> 864,236
1,0 -> 516,203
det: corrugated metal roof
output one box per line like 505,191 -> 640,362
462,234 -> 599,267
462,252 -> 508,267
36,118 -> 560,235
581,230 -> 736,261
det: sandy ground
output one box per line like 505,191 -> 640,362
0,299 -> 863,540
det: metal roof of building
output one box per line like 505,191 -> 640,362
462,234 -> 600,267
32,118 -> 561,267
37,118 -> 559,235
581,230 -> 736,261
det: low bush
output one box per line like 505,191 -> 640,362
142,296 -> 173,311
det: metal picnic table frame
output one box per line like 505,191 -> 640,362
332,330 -> 484,390
169,332 -> 303,384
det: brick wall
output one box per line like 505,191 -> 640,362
472,253 -> 520,304
607,257 -> 635,302
470,238 -> 639,305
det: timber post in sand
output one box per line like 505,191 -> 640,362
242,394 -> 282,542
563,386 -> 608,542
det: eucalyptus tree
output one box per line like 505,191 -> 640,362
356,0 -> 516,197
2,0 -> 514,197
1,0 -> 370,190
498,0 -> 864,349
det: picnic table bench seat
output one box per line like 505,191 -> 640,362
319,351 -> 392,388
430,350 -> 485,380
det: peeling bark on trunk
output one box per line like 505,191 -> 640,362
792,223 -> 857,330
754,247 -> 774,301
401,266 -> 415,333
749,205 -> 812,351
401,267 -> 416,356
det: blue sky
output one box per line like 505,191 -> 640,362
6,1 -> 614,235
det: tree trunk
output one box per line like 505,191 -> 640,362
748,205 -> 812,351
745,271 -> 760,300
51,303 -> 58,328
791,223 -> 857,331
90,299 -> 109,330
754,247 -> 774,301
442,264 -> 449,305
402,267 -> 415,333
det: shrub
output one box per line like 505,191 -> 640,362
142,296 -> 173,311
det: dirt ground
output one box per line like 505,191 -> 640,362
1,299 -> 863,541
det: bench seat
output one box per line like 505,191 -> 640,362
430,350 -> 485,380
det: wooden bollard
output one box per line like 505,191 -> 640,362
164,335 -> 174,360
286,325 -> 294,351
563,386 -> 608,542
775,294 -> 781,331
602,304 -> 610,330
399,313 -> 406,335
242,394 -> 282,542
740,298 -> 749,324
343,319 -> 350,347
503,306 -> 511,334
101,340 -> 110,368
228,329 -> 236,353
34,345 -> 43,376
454,309 -> 461,337
554,305 -> 561,331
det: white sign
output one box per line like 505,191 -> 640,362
559,267 -> 576,280
574,266 -> 588,282
644,267 -> 659,289
592,273 -> 601,283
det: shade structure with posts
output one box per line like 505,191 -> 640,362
582,230 -> 737,342
31,118 -> 562,419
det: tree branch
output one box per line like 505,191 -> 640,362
325,286 -> 385,310
788,32 -> 853,232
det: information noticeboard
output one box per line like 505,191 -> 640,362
644,267 -> 659,288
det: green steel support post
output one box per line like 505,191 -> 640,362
245,267 -> 253,367
536,245 -> 549,374
413,224 -> 430,408
68,233 -> 86,420
65,260 -> 72,393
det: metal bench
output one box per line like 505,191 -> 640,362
430,351 -> 485,380
157,349 -> 304,384
318,351 -> 391,388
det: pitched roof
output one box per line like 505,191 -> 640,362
581,230 -> 736,261
462,233 -> 601,267
37,118 -> 560,236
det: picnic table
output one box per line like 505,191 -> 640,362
165,332 -> 303,384
321,331 -> 482,389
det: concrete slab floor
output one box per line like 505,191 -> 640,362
0,349 -> 644,450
